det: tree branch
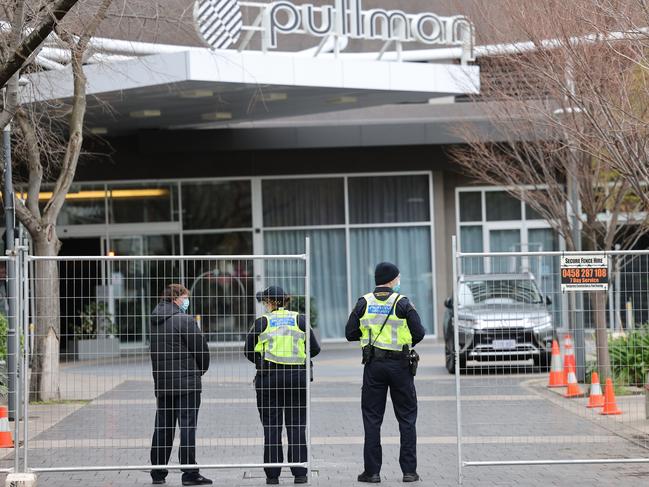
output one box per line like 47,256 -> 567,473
44,0 -> 114,223
0,0 -> 82,93
15,109 -> 43,219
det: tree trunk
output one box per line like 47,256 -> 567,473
592,290 -> 612,381
30,228 -> 62,402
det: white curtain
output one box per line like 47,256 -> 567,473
264,230 -> 348,339
350,227 -> 433,334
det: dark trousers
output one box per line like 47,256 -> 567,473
256,369 -> 308,479
151,392 -> 202,481
362,358 -> 417,475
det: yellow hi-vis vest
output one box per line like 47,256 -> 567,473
254,308 -> 306,365
360,293 -> 412,351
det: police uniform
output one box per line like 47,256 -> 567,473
345,263 -> 425,483
244,287 -> 321,485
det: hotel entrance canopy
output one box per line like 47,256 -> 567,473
24,42 -> 479,135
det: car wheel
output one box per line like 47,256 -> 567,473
533,352 -> 552,371
445,340 -> 466,374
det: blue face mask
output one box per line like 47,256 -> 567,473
179,298 -> 190,313
393,283 -> 401,294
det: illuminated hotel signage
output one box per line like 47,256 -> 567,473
195,0 -> 473,51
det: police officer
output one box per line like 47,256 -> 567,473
244,286 -> 321,485
346,262 -> 425,483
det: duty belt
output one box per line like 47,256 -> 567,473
372,348 -> 406,360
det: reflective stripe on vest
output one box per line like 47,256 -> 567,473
359,293 -> 412,351
254,309 -> 306,365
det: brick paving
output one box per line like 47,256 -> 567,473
2,341 -> 649,486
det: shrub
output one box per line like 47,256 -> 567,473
288,296 -> 318,329
0,313 -> 7,361
0,314 -> 8,397
76,302 -> 116,339
608,326 -> 649,387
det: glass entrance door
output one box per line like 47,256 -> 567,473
101,236 -> 147,345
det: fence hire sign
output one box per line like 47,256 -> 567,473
560,254 -> 609,292
195,0 -> 474,51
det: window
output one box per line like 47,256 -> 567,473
265,230 -> 347,339
348,175 -> 430,224
459,191 -> 481,222
486,191 -> 521,221
262,173 -> 436,338
184,232 -> 252,255
263,178 -> 344,227
57,184 -> 106,226
108,183 -> 178,223
50,172 -> 437,341
182,180 -> 251,230
350,227 -> 433,333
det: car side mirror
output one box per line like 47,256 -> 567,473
545,296 -> 552,306
444,297 -> 453,309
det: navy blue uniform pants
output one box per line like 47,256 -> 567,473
150,392 -> 201,481
362,358 -> 417,475
256,368 -> 308,479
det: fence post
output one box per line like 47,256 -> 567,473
452,236 -> 463,485
21,244 -> 30,473
11,252 -> 20,474
304,237 -> 312,477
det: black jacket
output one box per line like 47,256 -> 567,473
244,313 -> 321,371
345,287 -> 426,346
149,301 -> 210,397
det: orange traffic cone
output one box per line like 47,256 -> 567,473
563,363 -> 583,398
562,334 -> 576,383
0,406 -> 13,448
547,339 -> 566,388
600,378 -> 622,415
586,372 -> 605,408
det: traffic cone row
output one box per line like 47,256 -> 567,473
546,333 -> 623,415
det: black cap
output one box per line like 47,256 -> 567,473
256,286 -> 289,303
375,262 -> 400,286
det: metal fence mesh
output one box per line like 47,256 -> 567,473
18,253 -> 310,474
452,247 -> 649,480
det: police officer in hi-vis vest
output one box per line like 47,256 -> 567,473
245,286 -> 321,485
346,262 -> 426,483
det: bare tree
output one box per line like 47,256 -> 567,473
453,0 -> 649,380
4,0 -> 114,401
0,0 -> 84,128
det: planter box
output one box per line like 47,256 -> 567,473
76,337 -> 120,361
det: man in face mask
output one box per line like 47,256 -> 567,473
345,262 -> 426,483
149,284 -> 211,485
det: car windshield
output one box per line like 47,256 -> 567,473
459,278 -> 543,306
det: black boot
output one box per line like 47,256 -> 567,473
182,474 -> 213,486
358,472 -> 381,483
402,473 -> 420,482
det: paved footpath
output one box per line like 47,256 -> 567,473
2,340 -> 649,486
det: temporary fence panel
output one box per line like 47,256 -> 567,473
0,254 -> 19,475
15,248 -> 311,475
452,239 -> 649,483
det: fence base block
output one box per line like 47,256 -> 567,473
5,472 -> 37,487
